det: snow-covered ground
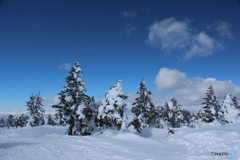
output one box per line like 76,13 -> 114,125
0,124 -> 240,160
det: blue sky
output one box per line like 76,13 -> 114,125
1,0 -> 240,113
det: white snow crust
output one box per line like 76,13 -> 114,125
1,123 -> 240,160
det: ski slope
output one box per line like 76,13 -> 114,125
0,124 -> 240,160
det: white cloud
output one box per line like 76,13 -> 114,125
59,63 -> 72,70
154,68 -> 240,112
147,17 -> 192,50
42,96 -> 60,107
147,17 -> 232,59
122,11 -> 136,19
155,68 -> 190,90
215,20 -> 234,40
185,32 -> 221,59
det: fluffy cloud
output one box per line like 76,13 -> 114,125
147,17 -> 232,59
147,17 -> 192,50
155,68 -> 240,112
185,32 -> 221,59
58,63 -> 72,70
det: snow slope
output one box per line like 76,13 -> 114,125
0,124 -> 240,160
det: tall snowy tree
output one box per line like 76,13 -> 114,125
97,80 -> 130,133
26,92 -> 45,127
131,80 -> 157,132
52,61 -> 95,136
222,94 -> 239,123
201,85 -> 222,124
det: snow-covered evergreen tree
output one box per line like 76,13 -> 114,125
35,93 -> 45,125
52,93 -> 67,126
181,109 -> 192,126
131,80 -> 157,132
26,93 -> 45,127
232,96 -> 240,110
97,80 -> 129,133
200,85 -> 220,124
160,102 -> 171,127
189,112 -> 202,128
47,115 -> 56,126
158,98 -> 183,128
222,94 -> 240,123
16,114 -> 29,128
53,61 -> 95,136
0,118 -> 6,127
6,114 -> 17,128
168,97 -> 183,128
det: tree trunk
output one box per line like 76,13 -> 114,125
68,116 -> 74,135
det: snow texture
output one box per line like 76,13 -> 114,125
1,123 -> 240,160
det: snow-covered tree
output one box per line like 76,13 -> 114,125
6,114 -> 17,128
97,80 -> 130,133
200,85 -> 220,124
16,114 -> 29,128
158,98 -> 183,128
0,118 -> 6,127
53,61 -> 95,136
47,115 -> 56,126
189,112 -> 202,128
181,108 -> 192,126
159,102 -> 171,127
232,96 -> 240,110
131,80 -> 157,132
52,93 -> 67,126
168,97 -> 183,128
222,94 -> 240,123
26,92 -> 45,127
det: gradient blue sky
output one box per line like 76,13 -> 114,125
1,0 -> 240,113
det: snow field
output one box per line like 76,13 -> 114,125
1,123 -> 240,160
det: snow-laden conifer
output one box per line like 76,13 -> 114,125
97,80 -> 130,132
232,96 -> 240,110
168,97 -> 183,128
160,97 -> 183,128
53,61 -> 95,135
131,80 -> 157,132
200,85 -> 220,124
47,115 -> 56,126
16,114 -> 29,128
26,92 -> 45,127
222,94 -> 240,123
6,114 -> 17,128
